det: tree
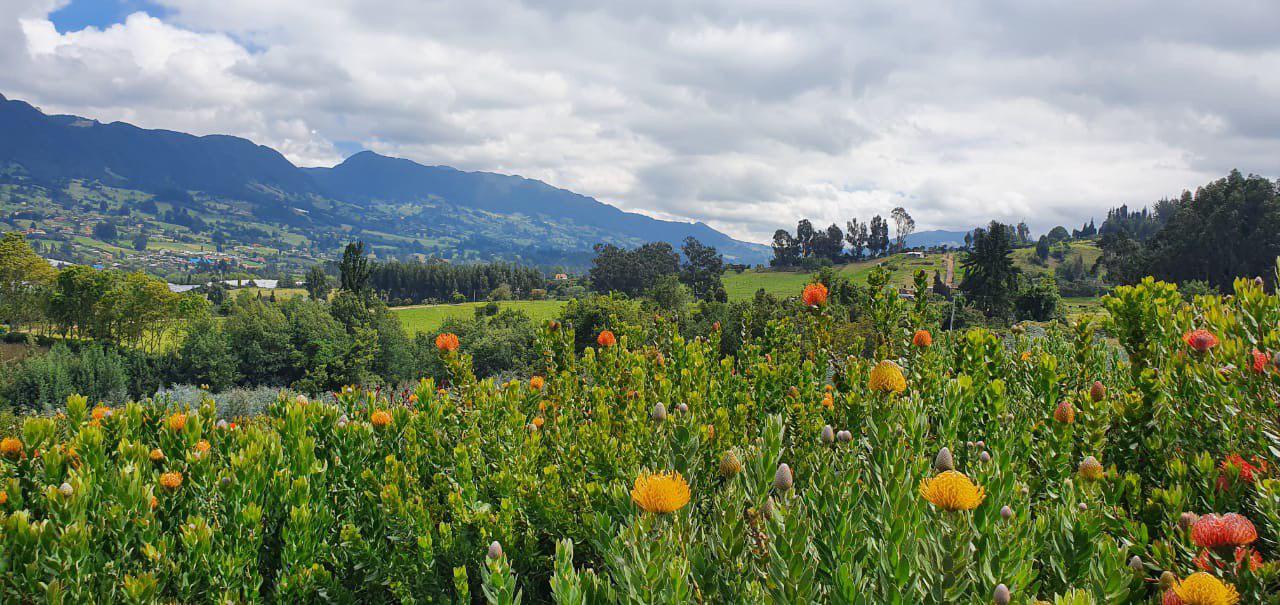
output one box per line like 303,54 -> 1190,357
0,232 -> 56,331
588,242 -> 680,296
339,241 -> 371,294
958,222 -> 1020,317
890,207 -> 915,251
796,220 -> 815,258
1046,226 -> 1071,243
133,233 -> 149,251
845,219 -> 868,260
92,221 -> 118,243
868,215 -> 890,257
812,224 -> 844,261
1014,275 -> 1062,321
771,230 -> 801,267
1035,236 -> 1050,263
679,237 -> 726,301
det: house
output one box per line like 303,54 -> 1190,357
905,251 -> 926,258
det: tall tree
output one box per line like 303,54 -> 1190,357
868,215 -> 890,257
588,242 -> 679,296
890,207 -> 915,251
1016,222 -> 1031,244
811,224 -> 844,261
845,219 -> 868,260
959,222 -> 1020,317
305,265 -> 331,301
339,241 -> 371,295
679,237 -> 726,301
0,232 -> 56,331
796,220 -> 815,258
771,229 -> 801,267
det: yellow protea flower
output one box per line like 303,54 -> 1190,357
166,413 -> 187,432
91,406 -> 111,421
1172,572 -> 1239,605
919,470 -> 986,511
868,361 -> 907,394
630,471 -> 691,514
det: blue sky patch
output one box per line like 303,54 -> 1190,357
49,0 -> 170,33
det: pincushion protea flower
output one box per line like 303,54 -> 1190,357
435,332 -> 460,353
1182,329 -> 1219,353
1194,546 -> 1262,573
91,406 -> 111,421
1216,454 -> 1266,490
1053,401 -> 1075,424
719,451 -> 743,477
868,361 -> 906,394
1078,456 -> 1104,481
529,376 -> 545,390
1191,513 -> 1257,549
801,282 -> 828,307
1248,349 -> 1270,373
0,437 -> 22,459
159,471 -> 183,491
912,329 -> 932,348
919,470 -> 986,511
149,448 -> 165,462
630,471 -> 690,513
166,413 -> 187,432
1167,572 -> 1239,605
371,410 -> 392,428
596,330 -> 617,347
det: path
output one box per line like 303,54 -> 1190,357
944,253 -> 956,288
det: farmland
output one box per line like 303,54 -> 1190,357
394,300 -> 567,334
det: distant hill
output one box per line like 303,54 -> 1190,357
905,229 -> 970,248
0,93 -> 770,267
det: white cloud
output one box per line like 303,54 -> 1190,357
2,0 -> 1279,243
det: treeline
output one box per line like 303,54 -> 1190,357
368,261 -> 546,305
770,208 -> 916,268
588,237 -> 726,302
1097,170 -> 1280,290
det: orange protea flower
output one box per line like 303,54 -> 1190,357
1191,513 -> 1257,549
149,448 -> 165,462
1170,572 -> 1239,605
1183,329 -> 1219,353
801,282 -> 828,307
408,393 -> 419,403
371,410 -> 392,428
91,406 -> 111,421
912,329 -> 933,348
166,413 -> 187,432
435,332 -> 460,353
630,471 -> 691,514
868,361 -> 907,394
0,491 -> 7,505
1020,351 -> 1033,362
919,470 -> 986,511
149,495 -> 158,509
159,472 -> 183,491
1217,455 -> 1267,490
596,330 -> 617,347
1194,546 -> 1263,573
531,417 -> 545,429
1054,400 -> 1075,424
1249,349 -> 1270,373
1078,456 -> 1104,481
0,437 -> 23,459
530,376 -> 545,391
820,393 -> 834,409
194,440 -> 211,454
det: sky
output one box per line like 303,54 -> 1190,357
2,0 -> 1279,244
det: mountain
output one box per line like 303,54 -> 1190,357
0,93 -> 770,268
905,229 -> 970,248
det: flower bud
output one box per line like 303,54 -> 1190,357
1077,502 -> 1087,512
993,583 -> 1010,605
836,430 -> 853,443
1128,555 -> 1143,572
976,440 -> 986,449
651,402 -> 667,422
773,463 -> 793,492
1179,511 -> 1199,530
1078,456 -> 1103,481
1158,571 -> 1176,590
966,441 -> 975,449
215,419 -> 228,430
487,541 -> 503,560
58,482 -> 73,497
979,451 -> 992,463
934,447 -> 955,472
1000,505 -> 1013,520
675,402 -> 689,414
719,451 -> 743,477
1089,381 -> 1106,402
761,496 -> 776,519
821,425 -> 835,444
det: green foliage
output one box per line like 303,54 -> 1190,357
588,242 -> 679,296
1015,275 -> 1064,322
0,343 -> 128,411
960,222 -> 1020,318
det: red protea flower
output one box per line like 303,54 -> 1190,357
1194,546 -> 1263,573
801,282 -> 828,307
912,329 -> 933,348
596,330 -> 616,347
1191,513 -> 1257,549
1216,455 -> 1267,490
435,332 -> 460,353
1183,329 -> 1219,353
1249,349 -> 1270,373
1053,400 -> 1075,424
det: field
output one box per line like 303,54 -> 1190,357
724,253 -> 954,301
2,277 -> 1276,602
394,300 -> 567,334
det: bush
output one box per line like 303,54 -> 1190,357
1,343 -> 128,411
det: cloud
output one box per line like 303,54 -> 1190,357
2,0 -> 1279,243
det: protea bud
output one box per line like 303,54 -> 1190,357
979,451 -> 992,463
527,422 -> 539,433
220,476 -> 232,488
836,430 -> 853,443
215,419 -> 228,430
773,463 -> 794,492
1078,456 -> 1104,481
966,441 -> 975,449
821,425 -> 835,444
1254,276 -> 1265,289
1054,400 -> 1075,424
976,440 -> 986,449
719,451 -> 743,477
487,541 -> 503,559
761,496 -> 776,519
934,447 -> 955,472
1077,502 -> 1088,512
58,482 -> 73,497
650,402 -> 667,422
1128,555 -> 1143,572
675,402 -> 689,414
1089,381 -> 1106,402
993,583 -> 1011,605
1000,505 -> 1013,520
1179,511 -> 1199,530
295,394 -> 308,405
1158,570 -> 1176,590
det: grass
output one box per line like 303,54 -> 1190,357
722,253 -> 956,301
394,300 -> 567,335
